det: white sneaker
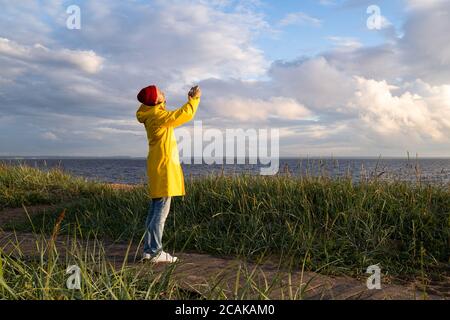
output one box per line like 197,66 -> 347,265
143,251 -> 178,263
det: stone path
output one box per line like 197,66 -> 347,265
0,205 -> 448,300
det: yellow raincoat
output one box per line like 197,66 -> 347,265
136,97 -> 200,198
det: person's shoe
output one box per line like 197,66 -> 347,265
142,251 -> 178,263
141,253 -> 153,262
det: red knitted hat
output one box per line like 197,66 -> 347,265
137,85 -> 158,106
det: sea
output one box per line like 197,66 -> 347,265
1,157 -> 450,186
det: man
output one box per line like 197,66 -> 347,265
136,84 -> 201,263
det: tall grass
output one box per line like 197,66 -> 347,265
0,229 -> 319,300
0,163 -> 107,209
0,232 -> 197,300
4,164 -> 448,278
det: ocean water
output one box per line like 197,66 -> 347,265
1,158 -> 450,185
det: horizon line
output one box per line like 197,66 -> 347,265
1,155 -> 450,160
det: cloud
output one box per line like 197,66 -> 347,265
278,12 -> 322,27
70,0 -> 270,89
327,36 -> 363,50
197,7 -> 450,154
41,131 -> 59,141
373,14 -> 393,30
406,0 -> 447,10
399,1 -> 450,84
0,0 -> 269,117
0,0 -> 450,157
269,57 -> 356,112
211,96 -> 312,122
0,0 -> 273,156
0,38 -> 104,74
348,77 -> 449,141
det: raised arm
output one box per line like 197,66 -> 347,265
156,96 -> 200,128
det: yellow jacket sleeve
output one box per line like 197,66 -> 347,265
157,97 -> 200,128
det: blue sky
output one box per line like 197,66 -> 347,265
257,0 -> 403,61
0,0 -> 449,157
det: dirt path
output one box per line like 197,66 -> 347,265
0,204 -> 57,226
0,205 -> 448,300
0,184 -> 136,226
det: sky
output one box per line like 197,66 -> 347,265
0,0 -> 449,158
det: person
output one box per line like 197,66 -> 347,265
136,84 -> 201,263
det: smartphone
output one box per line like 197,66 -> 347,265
189,85 -> 200,97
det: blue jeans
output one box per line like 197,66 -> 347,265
143,197 -> 172,256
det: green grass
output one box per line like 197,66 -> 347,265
0,230 -> 319,300
0,163 -> 108,209
0,233 -> 219,300
2,164 -> 449,280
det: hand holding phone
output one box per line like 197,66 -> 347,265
188,85 -> 201,99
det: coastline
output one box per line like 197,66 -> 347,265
0,164 -> 449,300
